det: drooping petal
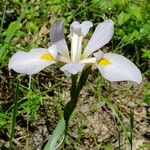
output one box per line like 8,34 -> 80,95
60,62 -> 84,75
96,53 -> 142,84
9,48 -> 55,75
50,20 -> 69,58
83,19 -> 114,58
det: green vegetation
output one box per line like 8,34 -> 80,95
0,0 -> 149,149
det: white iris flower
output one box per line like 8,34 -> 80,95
9,20 -> 142,84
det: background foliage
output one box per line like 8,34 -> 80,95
0,0 -> 149,149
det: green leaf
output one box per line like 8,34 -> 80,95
117,12 -> 131,25
0,13 -> 25,63
43,118 -> 65,150
16,31 -> 26,37
13,0 -> 21,4
140,22 -> 150,39
2,21 -> 21,36
123,30 -> 140,43
130,5 -> 142,21
104,144 -> 114,150
26,22 -> 38,32
142,49 -> 150,59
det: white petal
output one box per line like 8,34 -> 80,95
71,33 -> 82,62
70,20 -> 93,62
81,21 -> 93,36
70,21 -> 81,35
50,20 -> 69,58
60,62 -> 84,75
48,44 -> 58,58
80,57 -> 96,64
93,51 -> 104,59
58,55 -> 70,63
83,19 -> 114,58
96,53 -> 142,84
70,20 -> 93,37
9,48 -> 55,75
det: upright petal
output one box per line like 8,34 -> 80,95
70,21 -> 81,35
83,19 -> 114,58
60,62 -> 84,75
49,43 -> 70,63
9,48 -> 55,75
70,20 -> 93,37
96,53 -> 142,84
48,44 -> 58,58
81,21 -> 93,36
70,21 -> 92,62
50,20 -> 69,58
71,33 -> 82,62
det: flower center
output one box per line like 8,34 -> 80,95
98,58 -> 110,65
40,53 -> 54,61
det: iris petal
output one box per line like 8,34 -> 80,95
96,53 -> 142,84
83,19 -> 114,58
70,20 -> 93,37
60,62 -> 84,75
50,20 -> 69,58
9,48 -> 55,75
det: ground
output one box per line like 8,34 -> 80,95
0,66 -> 150,150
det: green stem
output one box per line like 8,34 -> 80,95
64,74 -> 78,124
43,67 -> 91,150
64,66 -> 91,133
9,79 -> 19,150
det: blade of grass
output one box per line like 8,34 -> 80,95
100,96 -> 129,140
73,0 -> 98,17
0,0 -> 7,37
114,32 -> 149,52
25,75 -> 32,149
128,108 -> 134,150
9,79 -> 19,150
118,128 -> 121,150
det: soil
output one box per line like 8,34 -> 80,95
0,66 -> 150,150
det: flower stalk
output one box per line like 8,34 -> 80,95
64,66 -> 91,126
44,66 -> 91,150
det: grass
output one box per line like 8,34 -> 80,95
9,79 -> 19,150
0,0 -> 150,149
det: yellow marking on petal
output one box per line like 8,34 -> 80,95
40,53 -> 54,61
98,58 -> 111,65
